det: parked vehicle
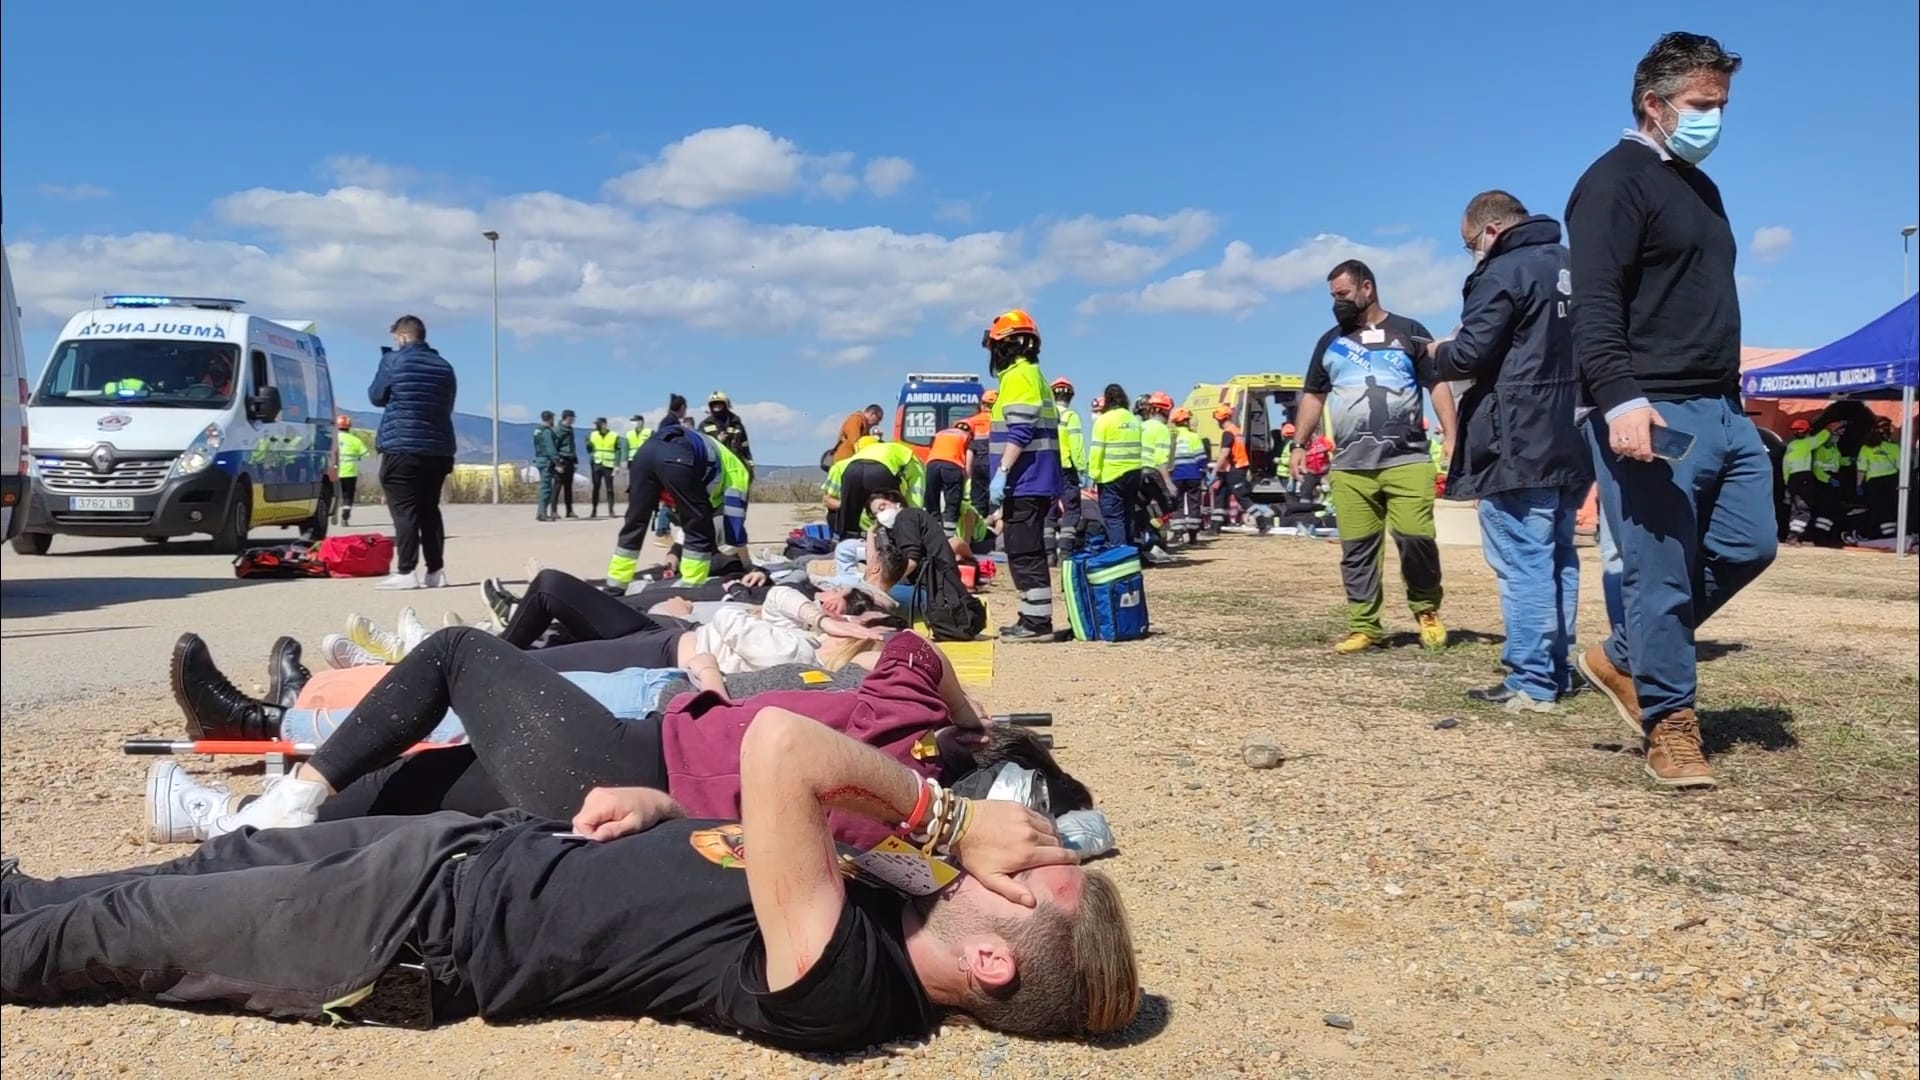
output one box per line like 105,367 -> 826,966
16,295 -> 336,555
892,371 -> 983,460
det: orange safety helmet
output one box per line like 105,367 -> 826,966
1049,377 -> 1074,394
981,388 -> 999,406
1281,422 -> 1297,437
1788,418 -> 1811,434
984,309 -> 1040,343
1147,391 -> 1174,411
1169,407 -> 1192,425
1211,404 -> 1234,423
335,413 -> 352,430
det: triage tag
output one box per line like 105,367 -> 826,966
851,836 -> 960,896
799,669 -> 832,685
910,731 -> 941,761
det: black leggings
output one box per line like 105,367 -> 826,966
835,459 -> 898,539
503,568 -> 666,647
305,627 -> 669,820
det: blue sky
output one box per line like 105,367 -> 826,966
4,0 -> 1915,463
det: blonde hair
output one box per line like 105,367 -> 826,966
956,868 -> 1140,1038
815,635 -> 882,672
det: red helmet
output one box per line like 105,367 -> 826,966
1788,418 -> 1811,434
1049,377 -> 1074,394
1147,391 -> 1174,412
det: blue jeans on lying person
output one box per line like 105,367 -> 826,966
1477,485 -> 1583,702
278,666 -> 685,747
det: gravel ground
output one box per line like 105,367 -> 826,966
3,508 -> 1916,1078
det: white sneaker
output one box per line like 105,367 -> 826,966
346,613 -> 405,663
442,610 -> 466,629
375,571 -> 422,591
397,606 -> 430,655
205,774 -> 329,838
144,761 -> 233,844
321,633 -> 384,669
422,570 -> 448,589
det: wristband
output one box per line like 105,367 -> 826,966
903,777 -> 934,834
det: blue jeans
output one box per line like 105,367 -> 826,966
279,666 -> 683,747
1096,472 -> 1140,549
1583,423 -> 1626,637
1477,486 -> 1583,701
1590,397 -> 1778,721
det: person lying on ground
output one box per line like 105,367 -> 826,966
157,629 -> 1104,855
4,705 -> 1142,1049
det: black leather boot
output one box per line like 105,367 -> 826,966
267,636 -> 311,709
169,633 -> 283,741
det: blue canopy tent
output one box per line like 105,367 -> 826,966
1742,295 -> 1919,554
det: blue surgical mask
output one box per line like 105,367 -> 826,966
1660,102 -> 1722,165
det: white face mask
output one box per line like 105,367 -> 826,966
875,507 -> 901,529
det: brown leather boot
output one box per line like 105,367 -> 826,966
1577,643 -> 1643,742
1644,709 -> 1716,789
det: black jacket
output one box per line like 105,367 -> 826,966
883,507 -> 968,612
1431,215 -> 1593,500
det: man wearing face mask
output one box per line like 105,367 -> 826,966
1566,32 -> 1775,790
698,391 -> 755,482
1293,261 -> 1457,655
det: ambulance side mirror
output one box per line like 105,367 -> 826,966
247,385 -> 282,423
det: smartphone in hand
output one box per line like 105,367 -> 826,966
1649,425 -> 1696,462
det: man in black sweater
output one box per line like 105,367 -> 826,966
1566,31 -> 1777,791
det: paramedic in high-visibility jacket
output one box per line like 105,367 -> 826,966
1045,377 -> 1086,560
606,422 -> 751,588
982,309 -> 1062,643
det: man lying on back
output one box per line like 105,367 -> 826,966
2,658 -> 1140,1051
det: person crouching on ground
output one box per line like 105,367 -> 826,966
1427,191 -> 1593,713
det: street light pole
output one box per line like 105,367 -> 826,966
1903,225 -> 1917,299
482,230 -> 501,504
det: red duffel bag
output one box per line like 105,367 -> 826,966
318,533 -> 394,577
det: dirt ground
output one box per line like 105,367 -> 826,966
3,521 -> 1916,1078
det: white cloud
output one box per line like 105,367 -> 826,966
863,157 -> 916,197
1041,210 -> 1218,286
732,400 -> 812,435
38,183 -> 111,200
605,125 -> 808,209
1751,225 -> 1792,263
809,344 -> 877,367
319,156 -> 420,191
5,156 -> 1220,351
1079,233 -> 1467,319
498,403 -> 534,422
933,198 -> 976,224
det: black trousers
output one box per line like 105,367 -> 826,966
503,569 -> 666,648
969,447 -> 995,553
1002,494 -> 1053,631
337,476 -> 358,523
1865,475 -> 1900,538
925,460 -> 967,534
378,453 -> 454,574
835,460 -> 898,539
616,432 -> 716,565
309,628 -> 671,820
547,460 -> 577,516
1045,466 -> 1083,556
1,811 -> 506,1019
590,464 -> 618,515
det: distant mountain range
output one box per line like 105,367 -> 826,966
343,410 -> 816,481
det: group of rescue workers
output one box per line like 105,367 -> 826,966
1780,412 -> 1906,546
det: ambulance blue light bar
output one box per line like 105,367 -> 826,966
103,295 -> 246,311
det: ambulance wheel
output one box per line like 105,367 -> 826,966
11,532 -> 52,555
213,482 -> 252,555
301,488 -> 332,543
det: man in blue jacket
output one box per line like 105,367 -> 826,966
368,315 -> 458,590
1428,191 -> 1593,714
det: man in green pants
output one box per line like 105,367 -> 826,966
1293,259 -> 1458,654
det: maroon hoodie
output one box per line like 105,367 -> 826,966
659,633 -> 947,849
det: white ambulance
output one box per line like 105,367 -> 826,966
16,296 -> 337,554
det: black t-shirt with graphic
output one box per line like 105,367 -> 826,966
454,817 -> 938,1051
1304,312 -> 1437,472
